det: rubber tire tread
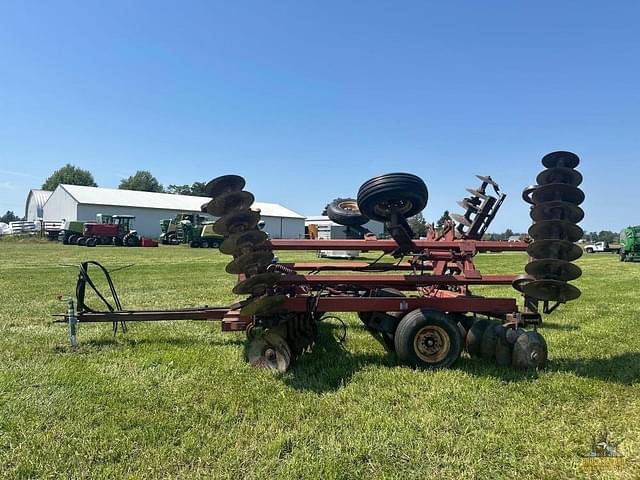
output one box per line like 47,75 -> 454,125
394,309 -> 462,369
357,173 -> 428,222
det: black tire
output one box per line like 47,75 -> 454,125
620,249 -> 626,262
357,173 -> 428,222
209,239 -> 221,248
585,248 -> 593,253
86,237 -> 97,247
394,309 -> 463,369
112,236 -> 123,246
326,198 -> 369,227
68,234 -> 79,245
77,236 -> 87,246
62,234 -> 70,245
465,319 -> 491,357
358,288 -> 405,351
201,240 -> 210,248
190,241 -> 199,248
125,235 -> 139,247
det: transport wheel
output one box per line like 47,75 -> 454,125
86,237 -> 98,247
246,330 -> 291,373
512,331 -> 548,369
465,318 -> 490,357
357,173 -> 428,222
358,288 -> 405,351
125,235 -> 139,247
326,198 -> 369,227
394,309 -> 462,369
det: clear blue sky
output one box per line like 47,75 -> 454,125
1,1 -> 638,232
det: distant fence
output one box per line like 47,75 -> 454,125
8,221 -> 37,235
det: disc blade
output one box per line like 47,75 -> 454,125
512,274 -> 535,293
536,167 -> 582,187
512,331 -> 548,369
232,272 -> 282,295
225,251 -> 274,274
240,294 -> 286,316
527,239 -> 583,261
466,188 -> 488,199
541,151 -> 580,169
213,210 -> 260,236
207,190 -> 255,217
476,175 -> 500,190
528,220 -> 583,242
530,201 -> 584,223
246,330 -> 291,373
523,279 -> 581,302
531,183 -> 585,205
204,175 -> 246,198
525,259 -> 582,281
450,213 -> 472,227
220,230 -> 268,256
457,199 -> 479,211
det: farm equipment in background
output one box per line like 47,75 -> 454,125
69,214 -> 140,247
620,226 -> 640,262
57,151 -> 585,374
584,241 -> 621,254
159,212 -> 223,247
58,221 -> 84,244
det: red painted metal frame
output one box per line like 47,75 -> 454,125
270,239 -> 529,252
275,273 -> 517,287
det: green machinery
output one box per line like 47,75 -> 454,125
160,213 -> 224,248
620,226 -> 640,262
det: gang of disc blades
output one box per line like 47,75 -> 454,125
525,259 -> 582,281
541,151 -> 580,169
207,190 -> 255,217
204,175 -> 246,197
225,250 -> 274,274
213,210 -> 260,236
523,279 -> 581,302
527,239 -> 583,261
528,219 -> 583,242
220,230 -> 268,255
530,201 -> 584,223
240,294 -> 287,316
512,274 -> 535,293
531,183 -> 585,205
246,330 -> 291,373
232,272 -> 282,295
536,167 -> 583,187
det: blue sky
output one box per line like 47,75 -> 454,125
0,1 -> 638,232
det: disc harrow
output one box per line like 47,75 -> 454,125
57,151 -> 586,375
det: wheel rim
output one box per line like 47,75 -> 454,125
337,200 -> 359,212
373,199 -> 414,218
414,325 -> 450,363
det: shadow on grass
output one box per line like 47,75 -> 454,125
550,353 -> 640,385
283,323 -> 395,393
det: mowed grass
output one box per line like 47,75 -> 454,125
1,240 -> 639,479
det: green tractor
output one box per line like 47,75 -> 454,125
58,220 -> 85,244
160,213 -> 223,248
619,226 -> 640,262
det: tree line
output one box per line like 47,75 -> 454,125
40,164 -> 209,196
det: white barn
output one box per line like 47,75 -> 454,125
25,189 -> 53,222
42,184 -> 305,239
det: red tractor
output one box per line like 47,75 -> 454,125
74,215 -> 139,247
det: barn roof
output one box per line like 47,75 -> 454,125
49,184 -> 305,219
25,189 -> 52,217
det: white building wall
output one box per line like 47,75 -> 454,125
263,217 -> 305,239
42,188 -> 79,222
26,200 -> 38,222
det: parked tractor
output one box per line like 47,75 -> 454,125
58,221 -> 84,244
620,226 -> 640,262
160,212 -> 223,248
70,214 -> 139,247
184,222 -> 225,248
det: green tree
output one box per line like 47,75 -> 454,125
119,171 -> 164,192
0,211 -> 20,223
436,210 -> 450,229
167,182 -> 208,196
42,164 -> 97,190
408,212 -> 428,238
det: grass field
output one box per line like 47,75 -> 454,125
1,240 -> 639,479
